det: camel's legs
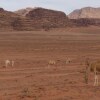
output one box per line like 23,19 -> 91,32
94,75 -> 98,86
5,60 -> 10,68
5,62 -> 8,68
12,61 -> 14,67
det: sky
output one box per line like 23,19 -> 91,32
0,0 -> 100,14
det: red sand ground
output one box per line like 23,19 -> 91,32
0,26 -> 100,100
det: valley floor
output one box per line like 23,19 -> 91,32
0,27 -> 100,100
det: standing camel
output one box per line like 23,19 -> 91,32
91,63 -> 99,86
5,60 -> 14,68
85,60 -> 99,86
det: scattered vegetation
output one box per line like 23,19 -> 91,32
84,58 -> 90,84
20,88 -> 31,99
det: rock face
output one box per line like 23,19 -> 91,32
0,8 -> 4,12
68,7 -> 100,19
0,7 -> 69,31
26,7 -> 67,19
12,7 -> 69,30
0,8 -> 20,30
0,7 -> 100,31
70,18 -> 100,26
68,7 -> 100,26
25,7 -> 68,29
14,7 -> 33,16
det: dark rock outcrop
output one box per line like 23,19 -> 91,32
0,8 -> 4,12
25,7 -> 68,29
13,7 -> 69,30
70,18 -> 100,26
0,8 -> 20,30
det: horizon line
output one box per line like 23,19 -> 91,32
0,6 -> 100,15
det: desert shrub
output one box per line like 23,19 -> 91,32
84,59 -> 91,84
84,65 -> 90,84
20,88 -> 30,98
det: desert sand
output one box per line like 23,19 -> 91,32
0,27 -> 100,100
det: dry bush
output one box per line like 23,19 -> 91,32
20,88 -> 31,99
84,58 -> 91,84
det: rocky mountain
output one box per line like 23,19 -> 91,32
25,7 -> 68,29
0,8 -> 20,30
68,7 -> 100,19
13,7 -> 69,30
0,7 -> 100,31
0,7 -> 69,31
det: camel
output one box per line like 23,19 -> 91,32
11,60 -> 14,67
5,60 -> 10,67
5,60 -> 14,68
94,71 -> 98,86
65,58 -> 71,64
90,62 -> 99,86
48,60 -> 56,65
85,60 -> 99,86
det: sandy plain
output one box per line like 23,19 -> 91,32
0,26 -> 100,100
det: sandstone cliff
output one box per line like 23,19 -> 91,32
0,7 -> 69,31
26,7 -> 68,29
14,7 -> 33,16
13,7 -> 69,30
0,7 -> 100,31
68,7 -> 100,19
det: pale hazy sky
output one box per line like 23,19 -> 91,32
0,0 -> 100,14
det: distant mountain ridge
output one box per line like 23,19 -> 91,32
68,7 -> 100,19
0,7 -> 100,31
